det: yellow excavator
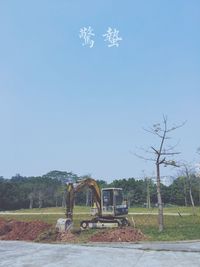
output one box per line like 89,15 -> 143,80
56,178 -> 129,231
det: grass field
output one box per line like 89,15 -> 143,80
1,206 -> 200,241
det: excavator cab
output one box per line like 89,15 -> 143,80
101,188 -> 128,216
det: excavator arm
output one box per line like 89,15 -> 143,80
66,178 -> 102,220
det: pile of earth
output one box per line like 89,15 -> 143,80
89,227 -> 146,242
0,218 -> 146,243
56,231 -> 78,242
0,218 -> 51,241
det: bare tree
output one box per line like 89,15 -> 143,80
135,115 -> 185,232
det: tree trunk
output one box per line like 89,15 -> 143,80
28,193 -> 34,209
86,189 -> 90,206
183,178 -> 188,207
189,184 -> 195,215
29,198 -> 33,209
186,170 -> 195,215
90,190 -> 93,206
189,187 -> 195,206
146,178 -> 151,209
39,197 -> 43,208
62,192 -> 66,208
156,163 -> 164,232
199,181 -> 200,205
184,195 -> 188,207
39,200 -> 42,208
38,191 -> 43,208
128,197 -> 131,207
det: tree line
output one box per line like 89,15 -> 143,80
0,170 -> 199,211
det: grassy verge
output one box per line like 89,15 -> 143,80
0,207 -> 200,242
129,214 -> 200,241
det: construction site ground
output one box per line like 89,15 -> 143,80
1,207 -> 200,241
0,218 -> 146,243
1,240 -> 200,267
0,213 -> 200,267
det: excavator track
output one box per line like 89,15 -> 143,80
80,216 -> 130,230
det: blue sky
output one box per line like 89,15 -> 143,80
0,1 -> 200,181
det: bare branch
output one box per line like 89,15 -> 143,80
162,114 -> 168,129
143,127 -> 164,139
136,146 -> 155,155
160,152 -> 181,156
163,160 -> 180,167
133,152 -> 155,162
142,127 -> 155,135
151,146 -> 159,154
166,121 -> 187,133
163,140 -> 181,152
179,161 -> 194,173
158,119 -> 166,156
159,157 -> 166,165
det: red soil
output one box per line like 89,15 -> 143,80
0,218 -> 146,243
56,231 -> 78,242
89,227 -> 146,242
0,218 -> 51,241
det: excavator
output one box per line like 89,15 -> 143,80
56,178 -> 129,231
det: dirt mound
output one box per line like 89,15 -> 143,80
56,231 -> 78,242
0,219 -> 12,236
0,218 -> 146,243
0,218 -> 51,241
89,227 -> 146,242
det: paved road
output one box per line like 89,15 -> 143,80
0,241 -> 200,267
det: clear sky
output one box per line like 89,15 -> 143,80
0,1 -> 200,182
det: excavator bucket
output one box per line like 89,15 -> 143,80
56,218 -> 73,232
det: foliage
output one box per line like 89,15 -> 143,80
0,171 -> 200,211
